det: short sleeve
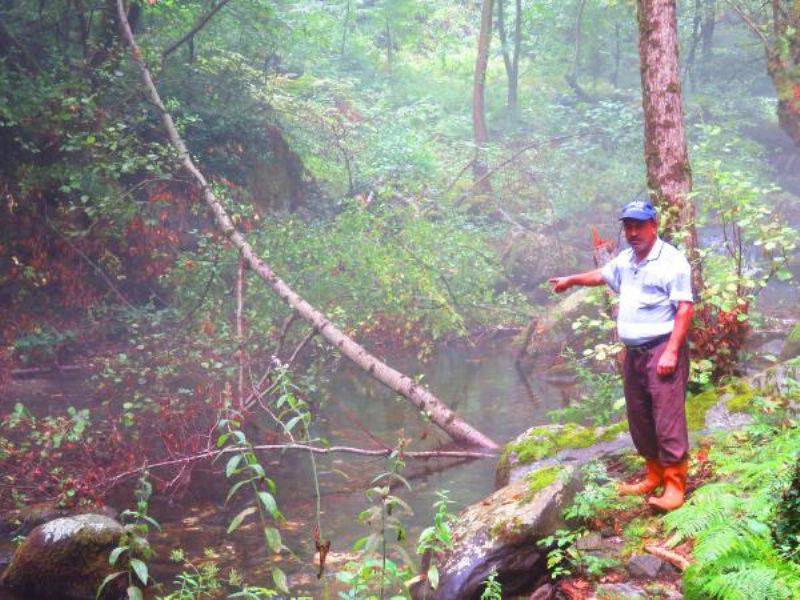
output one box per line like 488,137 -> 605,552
601,256 -> 621,293
667,255 -> 694,303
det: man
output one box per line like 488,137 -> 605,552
550,200 -> 694,511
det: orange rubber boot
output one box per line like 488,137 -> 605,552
618,459 -> 663,496
647,461 -> 688,511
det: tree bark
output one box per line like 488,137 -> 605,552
235,256 -> 245,409
497,0 -> 521,116
766,3 -> 800,146
636,0 -> 703,294
115,0 -> 498,450
473,0 -> 493,190
565,0 -> 592,101
730,2 -> 800,147
700,0 -> 715,61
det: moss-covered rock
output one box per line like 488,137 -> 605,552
687,379 -> 757,432
417,465 -> 579,599
522,466 -> 565,504
1,514 -> 124,599
496,421 -> 630,487
507,423 -> 599,465
686,388 -> 721,431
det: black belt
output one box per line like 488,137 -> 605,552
626,333 -> 671,352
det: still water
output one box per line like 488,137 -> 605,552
0,339 -> 572,597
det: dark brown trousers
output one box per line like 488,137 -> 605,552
622,339 -> 690,465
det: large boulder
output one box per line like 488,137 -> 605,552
496,422 -> 631,488
418,464 -> 579,599
1,513 -> 124,599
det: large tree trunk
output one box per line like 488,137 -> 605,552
473,0 -> 493,191
766,3 -> 800,146
115,0 -> 498,450
636,0 -> 703,294
731,2 -> 800,146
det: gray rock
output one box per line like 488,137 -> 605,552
576,531 -> 604,552
496,423 -> 633,488
593,582 -> 648,600
627,553 -> 665,578
529,582 -> 556,600
1,514 -> 124,599
704,401 -> 754,431
416,465 -> 579,600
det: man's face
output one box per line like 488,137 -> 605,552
623,218 -> 658,255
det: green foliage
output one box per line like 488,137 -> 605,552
539,525 -> 620,581
563,461 -> 635,524
99,473 -> 159,600
773,460 -> 800,562
159,548 -> 222,600
337,454 -> 415,599
416,490 -> 456,556
549,349 -> 625,427
241,202 -> 523,351
480,569 -> 502,600
663,424 -> 800,599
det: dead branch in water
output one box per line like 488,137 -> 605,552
106,443 -> 497,487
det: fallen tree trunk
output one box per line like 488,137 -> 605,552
516,228 -> 616,363
115,0 -> 498,450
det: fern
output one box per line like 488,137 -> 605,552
668,424 -> 800,600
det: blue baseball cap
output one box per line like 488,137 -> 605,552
619,200 -> 657,221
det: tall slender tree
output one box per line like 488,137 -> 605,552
473,0 -> 494,190
636,0 -> 703,293
497,0 -> 522,117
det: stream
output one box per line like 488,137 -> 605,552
0,338 -> 575,597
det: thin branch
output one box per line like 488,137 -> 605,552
162,0 -> 233,59
724,0 -> 769,45
456,130 -> 603,203
286,328 -> 316,366
106,443 -> 496,486
42,213 -> 137,310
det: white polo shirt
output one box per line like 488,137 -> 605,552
600,238 -> 694,347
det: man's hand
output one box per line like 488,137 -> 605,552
549,276 -> 573,293
656,347 -> 678,377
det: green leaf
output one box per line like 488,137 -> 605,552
227,506 -> 257,534
96,571 -> 125,599
225,477 -> 256,505
226,454 -> 243,478
264,526 -> 282,552
108,546 -> 128,565
427,565 -> 439,589
130,558 -> 148,585
127,586 -> 143,600
257,491 -> 279,518
272,567 -> 289,594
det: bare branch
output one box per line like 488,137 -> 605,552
724,0 -> 769,45
106,443 -> 496,486
162,0 -> 233,59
